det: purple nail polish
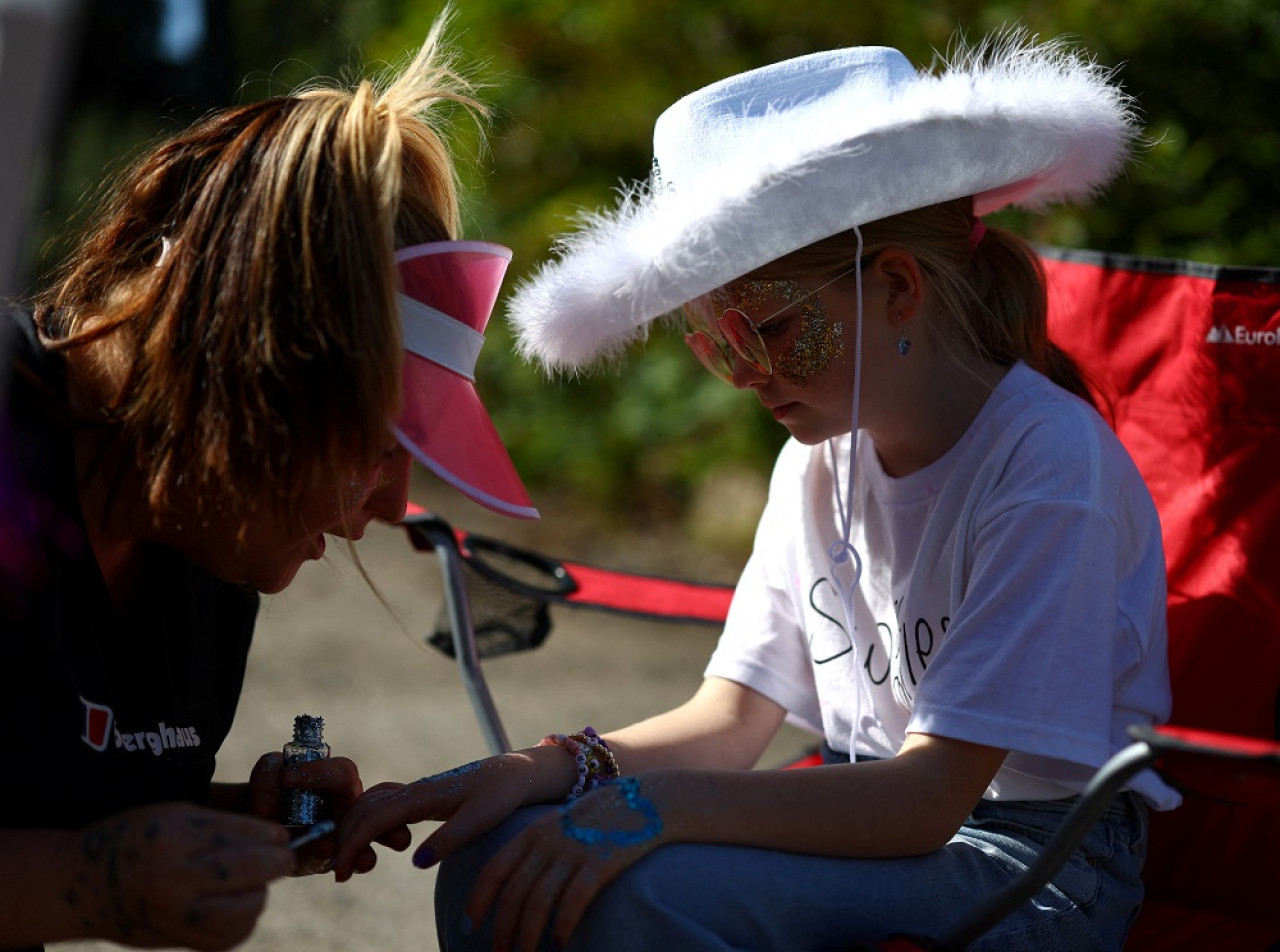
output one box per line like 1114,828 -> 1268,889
412,844 -> 437,869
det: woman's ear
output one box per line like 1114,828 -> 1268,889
871,248 -> 924,324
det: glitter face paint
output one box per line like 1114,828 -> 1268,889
282,714 -> 329,827
282,714 -> 333,875
714,278 -> 845,385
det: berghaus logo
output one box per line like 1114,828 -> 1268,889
79,696 -> 201,756
80,695 -> 113,751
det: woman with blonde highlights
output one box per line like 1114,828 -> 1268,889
0,12 -> 533,950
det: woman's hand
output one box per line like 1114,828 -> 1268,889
332,747 -> 578,883
243,749 -> 364,819
469,775 -> 673,952
65,801 -> 294,951
241,750 -> 369,875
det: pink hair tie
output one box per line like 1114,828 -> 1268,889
968,217 -> 987,254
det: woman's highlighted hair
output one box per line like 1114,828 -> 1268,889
37,8 -> 486,530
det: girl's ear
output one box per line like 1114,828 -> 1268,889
871,247 -> 924,324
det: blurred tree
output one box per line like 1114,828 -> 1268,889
32,0 -> 1280,536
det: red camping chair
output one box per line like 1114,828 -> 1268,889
401,247 -> 1280,949
1040,248 -> 1280,949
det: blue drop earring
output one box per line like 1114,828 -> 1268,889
896,319 -> 911,356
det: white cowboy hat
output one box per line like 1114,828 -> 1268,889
507,32 -> 1139,372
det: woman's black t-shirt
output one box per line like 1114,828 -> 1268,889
0,306 -> 259,829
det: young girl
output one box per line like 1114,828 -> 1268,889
334,35 -> 1177,952
0,11 -> 532,951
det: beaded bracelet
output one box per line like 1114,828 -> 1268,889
537,726 -> 621,799
570,726 -> 620,784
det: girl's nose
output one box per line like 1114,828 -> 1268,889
728,351 -> 770,389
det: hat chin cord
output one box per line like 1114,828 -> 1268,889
826,223 -> 884,750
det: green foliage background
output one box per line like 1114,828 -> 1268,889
36,0 -> 1280,535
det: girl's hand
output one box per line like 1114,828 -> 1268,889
332,749 -> 573,883
67,801 -> 293,951
470,775 -> 671,952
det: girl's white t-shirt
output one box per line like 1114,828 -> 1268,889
706,362 -> 1180,809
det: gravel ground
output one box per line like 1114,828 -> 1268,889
53,475 -> 807,952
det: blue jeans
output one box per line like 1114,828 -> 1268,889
435,786 -> 1148,952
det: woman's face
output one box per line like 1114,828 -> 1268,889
172,442 -> 413,594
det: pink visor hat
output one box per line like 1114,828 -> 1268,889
393,241 -> 538,520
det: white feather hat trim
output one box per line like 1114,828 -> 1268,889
508,33 -> 1139,373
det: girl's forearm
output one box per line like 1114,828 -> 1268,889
603,676 -> 787,775
652,734 -> 1007,858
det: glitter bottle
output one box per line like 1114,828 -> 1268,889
282,714 -> 330,828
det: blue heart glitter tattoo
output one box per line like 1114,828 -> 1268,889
558,777 -> 662,852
